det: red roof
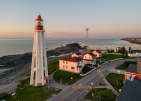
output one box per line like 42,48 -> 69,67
60,57 -> 82,62
93,50 -> 102,54
77,66 -> 82,68
83,59 -> 94,62
87,53 -> 96,57
74,52 -> 82,55
36,15 -> 43,21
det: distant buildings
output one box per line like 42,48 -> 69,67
92,50 -> 102,58
59,50 -> 102,73
59,57 -> 84,73
83,53 -> 96,65
71,52 -> 82,58
114,47 -> 121,53
128,52 -> 141,58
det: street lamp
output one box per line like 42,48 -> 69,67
71,77 -> 73,84
91,82 -> 95,101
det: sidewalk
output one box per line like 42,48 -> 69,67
109,68 -> 125,75
103,78 -> 119,96
47,70 -> 69,91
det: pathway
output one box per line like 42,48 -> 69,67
47,70 -> 69,91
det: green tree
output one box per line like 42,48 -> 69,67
129,47 -> 132,53
120,46 -> 126,54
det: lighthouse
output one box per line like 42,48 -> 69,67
30,14 -> 49,86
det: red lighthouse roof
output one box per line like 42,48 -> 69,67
36,15 -> 43,21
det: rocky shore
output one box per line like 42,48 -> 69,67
121,38 -> 141,45
0,43 -> 82,92
0,43 -> 82,69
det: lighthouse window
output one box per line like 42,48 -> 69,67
38,22 -> 41,25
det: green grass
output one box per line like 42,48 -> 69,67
53,70 -> 82,85
115,64 -> 127,70
82,67 -> 93,74
82,64 -> 93,74
102,54 -> 122,60
48,58 -> 59,74
84,88 -> 116,101
0,78 -> 61,101
106,73 -> 124,91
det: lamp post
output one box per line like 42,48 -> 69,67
71,77 -> 73,84
91,82 -> 95,101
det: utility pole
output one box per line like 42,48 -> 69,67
86,28 -> 89,50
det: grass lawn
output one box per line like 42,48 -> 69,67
115,64 -> 127,70
102,54 -> 122,60
48,58 -> 59,74
82,64 -> 93,74
106,73 -> 124,91
0,78 -> 61,101
84,88 -> 116,101
82,67 -> 93,74
53,70 -> 82,85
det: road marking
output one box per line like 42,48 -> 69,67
72,89 -> 86,101
71,77 -> 101,101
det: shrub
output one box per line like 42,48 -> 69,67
0,92 -> 8,98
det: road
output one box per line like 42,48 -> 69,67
48,59 -> 139,101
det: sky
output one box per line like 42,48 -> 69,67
0,0 -> 141,39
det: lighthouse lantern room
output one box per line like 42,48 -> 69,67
30,14 -> 49,86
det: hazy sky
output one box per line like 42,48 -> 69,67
0,0 -> 141,39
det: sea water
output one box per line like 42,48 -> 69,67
0,38 -> 140,57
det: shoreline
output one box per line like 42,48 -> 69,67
0,43 -> 82,93
0,43 -> 82,70
121,38 -> 141,45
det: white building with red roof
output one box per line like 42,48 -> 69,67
71,52 -> 82,58
92,50 -> 102,58
59,57 -> 84,73
83,53 -> 96,65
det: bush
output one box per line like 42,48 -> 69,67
124,61 -> 137,67
0,92 -> 8,98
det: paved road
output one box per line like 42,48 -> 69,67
48,58 -> 140,101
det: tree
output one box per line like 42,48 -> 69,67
120,46 -> 126,54
129,47 -> 132,53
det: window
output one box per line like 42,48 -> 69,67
71,67 -> 75,70
89,57 -> 90,59
66,61 -> 68,64
85,56 -> 86,58
66,66 -> 68,68
63,61 -> 65,63
63,65 -> 65,68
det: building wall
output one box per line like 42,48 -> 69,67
83,60 -> 96,65
128,53 -> 141,57
83,54 -> 92,60
83,54 -> 96,65
71,54 -> 82,58
92,51 -> 102,57
59,60 -> 84,73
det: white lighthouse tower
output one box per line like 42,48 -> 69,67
30,14 -> 48,86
